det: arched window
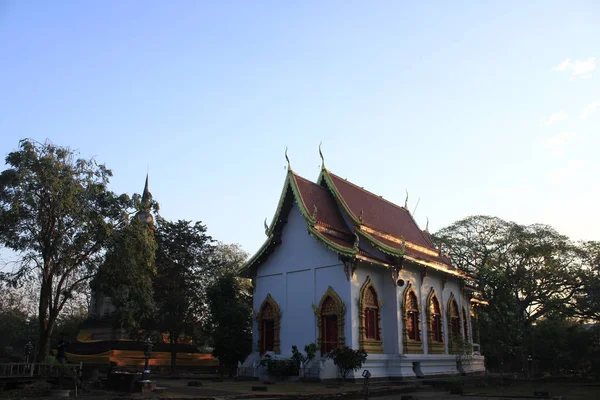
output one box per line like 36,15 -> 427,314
430,296 -> 443,342
359,276 -> 383,353
402,284 -> 423,354
448,296 -> 460,352
406,291 -> 420,341
314,286 -> 346,354
427,289 -> 444,354
257,294 -> 281,354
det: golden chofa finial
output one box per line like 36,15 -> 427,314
319,141 -> 325,168
404,190 -> 409,209
425,217 -> 430,233
285,147 -> 291,171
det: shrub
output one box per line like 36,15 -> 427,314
260,355 -> 299,378
327,346 -> 367,383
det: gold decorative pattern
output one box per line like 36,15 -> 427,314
447,293 -> 461,353
256,294 -> 281,354
313,286 -> 346,352
401,282 -> 423,354
426,287 -> 445,354
358,276 -> 383,354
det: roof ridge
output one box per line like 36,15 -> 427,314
327,171 -> 411,215
292,171 -> 318,185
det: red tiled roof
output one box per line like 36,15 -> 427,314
326,172 -> 435,251
321,232 -> 353,249
241,168 -> 461,278
292,173 -> 351,235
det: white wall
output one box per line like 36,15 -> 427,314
253,204 -> 350,356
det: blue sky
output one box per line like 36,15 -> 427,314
1,1 -> 598,255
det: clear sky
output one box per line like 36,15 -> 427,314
1,1 -> 598,256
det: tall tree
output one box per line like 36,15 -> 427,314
94,216 -> 158,332
0,139 -> 127,361
575,241 -> 600,321
153,218 -> 217,375
435,215 -> 584,370
205,273 -> 252,377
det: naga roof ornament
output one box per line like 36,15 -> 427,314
319,141 -> 325,168
285,147 -> 291,171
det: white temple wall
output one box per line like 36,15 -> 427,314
253,204 -> 347,356
380,271 -> 399,354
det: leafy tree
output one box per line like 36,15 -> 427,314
0,139 -> 127,361
435,215 -> 584,371
205,272 -> 252,377
575,241 -> 600,321
326,346 -> 367,383
0,285 -> 39,360
213,242 -> 249,275
93,216 -> 157,333
153,218 -> 217,375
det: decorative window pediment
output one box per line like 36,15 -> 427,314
257,294 -> 281,354
447,294 -> 461,353
426,287 -> 444,354
401,282 -> 423,354
359,276 -> 383,354
313,286 -> 346,354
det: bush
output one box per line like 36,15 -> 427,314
260,355 -> 299,378
327,346 -> 367,383
291,343 -> 318,369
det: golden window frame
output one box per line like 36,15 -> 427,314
256,293 -> 281,354
401,282 -> 423,354
426,287 -> 445,354
446,293 -> 461,353
358,276 -> 383,354
313,286 -> 346,352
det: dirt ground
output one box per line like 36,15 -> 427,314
3,376 -> 600,399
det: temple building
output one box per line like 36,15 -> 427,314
238,152 -> 485,379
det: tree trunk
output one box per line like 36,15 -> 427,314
37,325 -> 52,362
170,334 -> 178,376
37,280 -> 52,362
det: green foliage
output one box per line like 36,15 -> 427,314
291,343 -> 318,369
530,318 -> 600,376
153,218 -> 218,373
305,343 -> 318,362
327,346 -> 367,382
435,215 -> 588,372
0,306 -> 38,360
205,272 -> 252,377
94,216 -> 158,332
259,355 -> 299,378
575,241 -> 600,322
0,139 -> 128,361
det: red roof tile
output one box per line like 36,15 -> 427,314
293,173 -> 351,234
326,172 -> 435,250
